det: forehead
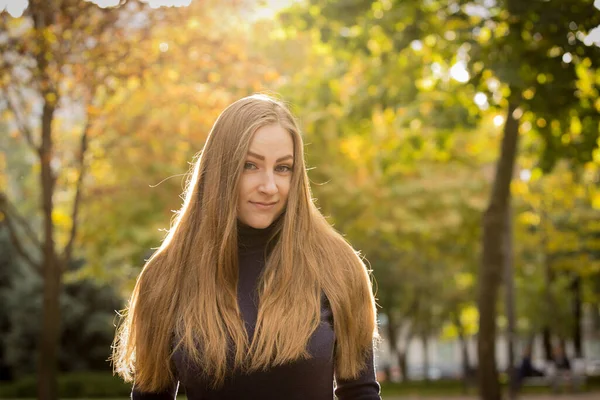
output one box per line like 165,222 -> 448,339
248,124 -> 294,154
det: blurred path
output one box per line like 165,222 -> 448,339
384,394 -> 600,400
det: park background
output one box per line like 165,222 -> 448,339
1,0 -> 600,399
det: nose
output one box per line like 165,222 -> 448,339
258,171 -> 278,195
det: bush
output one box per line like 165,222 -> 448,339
0,372 -> 131,398
0,375 -> 36,398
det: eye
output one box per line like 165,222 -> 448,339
244,162 -> 257,170
275,164 -> 293,173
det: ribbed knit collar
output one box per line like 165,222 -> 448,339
236,216 -> 281,254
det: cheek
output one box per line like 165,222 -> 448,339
238,177 -> 252,201
280,179 -> 291,202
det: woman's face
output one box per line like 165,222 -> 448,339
237,123 -> 294,229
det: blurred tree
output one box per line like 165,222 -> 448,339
72,3 -> 280,290
0,223 -> 14,381
1,1 -> 169,398
268,0 -> 494,382
279,1 -> 600,397
513,159 -> 600,359
0,252 -> 123,377
0,1 -> 280,398
275,0 -> 490,383
459,0 -> 600,394
273,28 -> 497,379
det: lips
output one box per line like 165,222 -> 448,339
250,201 -> 278,210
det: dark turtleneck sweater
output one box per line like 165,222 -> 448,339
131,220 -> 380,400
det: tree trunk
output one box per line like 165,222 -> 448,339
504,208 -> 517,400
571,275 -> 583,358
477,101 -> 520,400
37,97 -> 60,400
398,329 -> 412,382
385,312 -> 399,382
455,315 -> 471,393
542,328 -> 553,362
0,219 -> 14,381
459,332 -> 471,374
422,333 -> 429,382
39,254 -> 61,400
540,205 -> 555,363
398,349 -> 408,382
29,3 -> 63,399
594,275 -> 600,331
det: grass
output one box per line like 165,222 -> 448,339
380,376 -> 600,396
1,374 -> 599,398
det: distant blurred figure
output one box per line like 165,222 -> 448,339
552,344 -> 571,371
517,346 -> 544,387
550,343 -> 573,393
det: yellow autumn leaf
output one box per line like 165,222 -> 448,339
52,209 -> 72,229
592,190 -> 600,210
460,305 -> 479,336
454,272 -> 474,290
441,323 -> 459,340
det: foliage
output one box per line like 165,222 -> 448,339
512,158 -> 600,337
0,372 -> 130,398
1,0 -> 599,391
0,249 -> 123,377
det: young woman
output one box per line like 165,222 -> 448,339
112,94 -> 381,399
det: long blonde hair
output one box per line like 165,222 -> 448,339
111,94 -> 378,391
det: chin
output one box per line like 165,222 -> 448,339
245,216 -> 275,229
251,222 -> 271,229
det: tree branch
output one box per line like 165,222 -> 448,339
61,116 -> 91,269
0,193 -> 42,249
0,193 -> 41,273
1,87 -> 40,152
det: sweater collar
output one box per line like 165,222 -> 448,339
236,215 -> 282,254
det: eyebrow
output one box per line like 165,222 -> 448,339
247,151 -> 294,163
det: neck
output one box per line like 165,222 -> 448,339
237,218 -> 280,254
